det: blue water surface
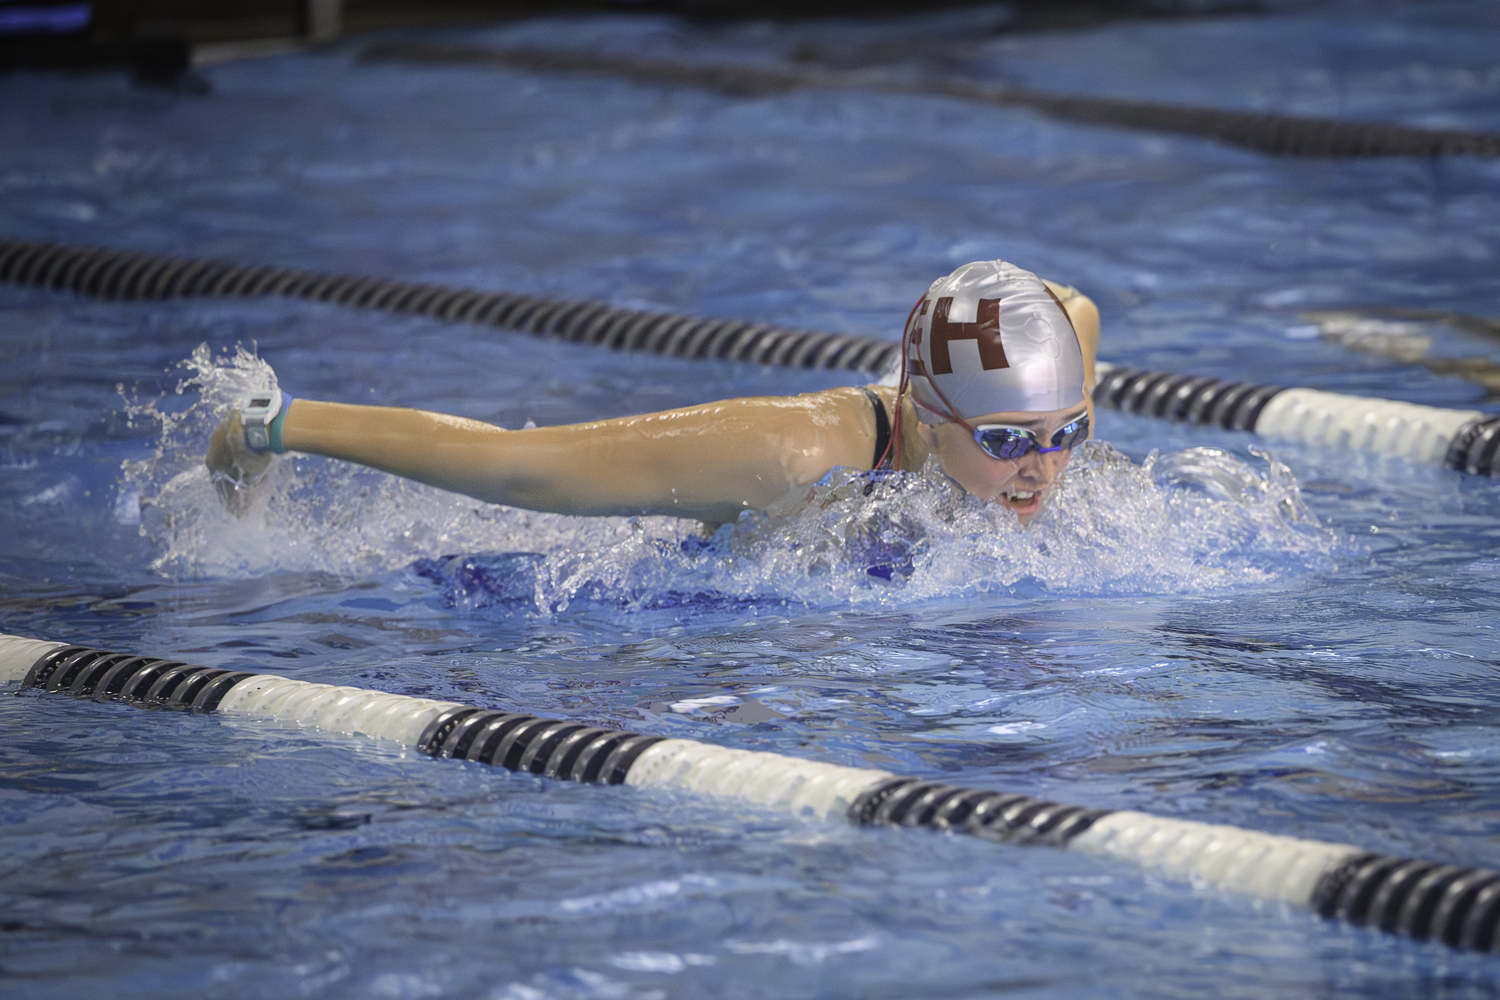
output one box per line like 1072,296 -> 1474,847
3,2 -> 1500,997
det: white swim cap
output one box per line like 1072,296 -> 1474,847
904,260 -> 1085,421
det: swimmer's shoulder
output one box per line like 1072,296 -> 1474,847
1042,279 -> 1083,302
1041,278 -> 1098,325
796,383 -> 900,406
799,384 -> 898,427
1041,278 -> 1100,384
759,385 -> 892,468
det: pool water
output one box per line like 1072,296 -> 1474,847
3,2 -> 1500,996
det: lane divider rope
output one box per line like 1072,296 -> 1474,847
357,42 -> 1500,160
6,630 -> 1500,953
0,236 -> 897,374
1092,361 -> 1500,477
4,235 -> 1495,474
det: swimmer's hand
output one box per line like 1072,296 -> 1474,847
206,412 -> 274,516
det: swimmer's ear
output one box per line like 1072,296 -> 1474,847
913,421 -> 940,448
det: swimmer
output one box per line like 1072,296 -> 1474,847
207,260 -> 1100,526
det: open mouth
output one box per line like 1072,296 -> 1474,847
998,489 -> 1043,516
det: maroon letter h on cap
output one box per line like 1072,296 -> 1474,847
928,297 -> 1009,375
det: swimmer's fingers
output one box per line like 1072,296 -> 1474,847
206,414 -> 273,516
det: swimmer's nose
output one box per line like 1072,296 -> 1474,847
1015,448 -> 1070,487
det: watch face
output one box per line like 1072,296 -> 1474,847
241,392 -> 280,452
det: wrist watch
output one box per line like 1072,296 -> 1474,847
239,390 -> 284,453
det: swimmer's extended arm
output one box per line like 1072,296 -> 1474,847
255,388 -> 881,524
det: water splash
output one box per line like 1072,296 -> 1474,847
120,343 -> 282,577
692,442 -> 1338,604
124,350 -> 1340,608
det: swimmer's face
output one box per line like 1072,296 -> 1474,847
915,404 -> 1089,522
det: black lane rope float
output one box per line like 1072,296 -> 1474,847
7,630 -> 1500,954
5,234 -> 1498,475
0,236 -> 897,374
358,42 -> 1500,160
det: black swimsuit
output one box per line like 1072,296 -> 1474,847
860,387 -> 892,470
854,387 -> 917,580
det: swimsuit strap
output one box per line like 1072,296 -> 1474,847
861,387 -> 892,470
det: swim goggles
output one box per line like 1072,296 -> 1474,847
971,413 -> 1090,461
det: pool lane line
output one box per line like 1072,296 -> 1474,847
1092,362 -> 1500,477
356,43 -> 1500,160
7,631 -> 1500,954
4,234 -> 1497,475
0,236 -> 895,375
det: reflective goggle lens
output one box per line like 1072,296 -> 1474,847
973,414 -> 1089,461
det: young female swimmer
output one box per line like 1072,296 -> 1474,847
207,261 -> 1101,526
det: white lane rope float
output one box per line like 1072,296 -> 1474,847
1093,361 -> 1500,477
6,630 -> 1500,954
2,235 -> 1497,475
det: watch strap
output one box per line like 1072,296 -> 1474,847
268,392 -> 291,454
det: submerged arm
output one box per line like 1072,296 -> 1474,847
212,388 -> 881,524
